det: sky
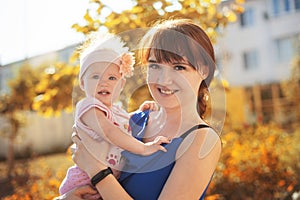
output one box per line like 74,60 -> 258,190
0,0 -> 132,65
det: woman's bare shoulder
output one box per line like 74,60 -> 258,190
176,125 -> 221,160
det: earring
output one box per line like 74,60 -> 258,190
204,94 -> 209,101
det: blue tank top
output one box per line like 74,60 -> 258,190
119,110 -> 211,200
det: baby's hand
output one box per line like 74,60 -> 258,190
139,100 -> 159,112
142,136 -> 170,156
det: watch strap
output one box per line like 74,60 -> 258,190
91,167 -> 113,187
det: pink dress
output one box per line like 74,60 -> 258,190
59,97 -> 130,199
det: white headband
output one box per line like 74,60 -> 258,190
79,49 -> 121,81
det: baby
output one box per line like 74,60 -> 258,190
59,32 -> 168,199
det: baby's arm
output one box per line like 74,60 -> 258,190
81,107 -> 169,156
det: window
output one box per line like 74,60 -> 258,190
272,0 -> 290,15
284,0 -> 291,11
244,83 -> 297,126
244,87 -> 257,124
243,50 -> 259,70
260,86 -> 273,101
272,0 -> 300,16
275,35 -> 297,63
272,0 -> 280,15
240,8 -> 254,27
295,0 -> 300,9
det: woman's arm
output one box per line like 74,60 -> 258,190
54,185 -> 98,200
158,128 -> 222,200
81,108 -> 169,155
72,130 -> 133,200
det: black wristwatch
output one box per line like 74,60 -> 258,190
91,167 -> 113,187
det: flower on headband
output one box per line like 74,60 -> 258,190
119,52 -> 135,78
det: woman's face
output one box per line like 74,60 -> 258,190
146,51 -> 203,109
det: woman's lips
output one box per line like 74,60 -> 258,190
158,87 -> 177,95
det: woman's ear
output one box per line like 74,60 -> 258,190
201,65 -> 209,80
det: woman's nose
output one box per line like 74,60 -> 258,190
157,67 -> 173,85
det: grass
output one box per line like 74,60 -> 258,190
0,152 -> 73,200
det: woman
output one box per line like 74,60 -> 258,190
59,18 -> 223,200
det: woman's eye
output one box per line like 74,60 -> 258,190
92,75 -> 100,79
174,65 -> 186,71
148,63 -> 159,69
109,76 -> 117,80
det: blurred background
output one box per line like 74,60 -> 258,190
0,0 -> 299,199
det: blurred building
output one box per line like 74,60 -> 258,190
0,44 -> 77,94
217,0 -> 300,127
0,44 -> 77,159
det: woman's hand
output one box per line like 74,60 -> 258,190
71,129 -> 133,200
54,185 -> 98,200
72,129 -> 109,178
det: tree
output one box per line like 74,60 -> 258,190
36,0 -> 244,114
72,0 -> 244,40
0,61 -> 79,177
32,62 -> 80,116
0,64 -> 41,178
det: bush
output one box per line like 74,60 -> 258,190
208,123 -> 300,199
1,124 -> 299,199
0,152 -> 73,200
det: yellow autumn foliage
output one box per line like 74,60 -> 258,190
32,63 -> 79,117
207,123 -> 300,199
71,0 -> 244,46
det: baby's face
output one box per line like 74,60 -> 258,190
82,62 -> 125,107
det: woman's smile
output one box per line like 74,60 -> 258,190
157,86 -> 178,95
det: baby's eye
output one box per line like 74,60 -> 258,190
92,75 -> 100,79
148,63 -> 160,69
174,65 -> 186,71
109,76 -> 117,80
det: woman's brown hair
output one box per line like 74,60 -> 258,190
139,19 -> 216,118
